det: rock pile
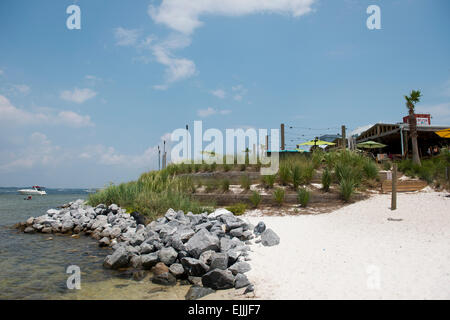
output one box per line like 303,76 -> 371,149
18,200 -> 280,293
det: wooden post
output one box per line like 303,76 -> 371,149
341,125 -> 346,150
266,135 -> 269,152
281,124 -> 285,151
391,163 -> 397,210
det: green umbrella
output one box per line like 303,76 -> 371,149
356,141 -> 387,149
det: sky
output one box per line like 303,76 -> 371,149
0,0 -> 449,188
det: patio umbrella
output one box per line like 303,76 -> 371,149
297,139 -> 336,147
356,141 -> 387,149
435,128 -> 450,138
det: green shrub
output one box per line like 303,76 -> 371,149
297,188 -> 310,207
363,159 -> 379,180
291,165 -> 302,190
240,175 -> 251,190
226,203 -> 247,216
210,162 -> 217,172
221,179 -> 230,192
339,178 -> 354,202
322,168 -> 331,192
249,191 -> 262,208
262,175 -> 276,188
205,181 -> 217,193
273,188 -> 285,206
382,161 -> 391,171
279,165 -> 290,185
300,164 -> 315,184
223,163 -> 231,172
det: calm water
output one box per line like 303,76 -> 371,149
0,190 -> 191,300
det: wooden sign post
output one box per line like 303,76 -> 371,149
391,163 -> 397,210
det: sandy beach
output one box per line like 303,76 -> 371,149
244,190 -> 450,300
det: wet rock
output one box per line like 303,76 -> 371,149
202,269 -> 235,290
132,270 -> 146,281
130,255 -> 142,269
99,237 -> 110,247
24,227 -> 35,234
152,262 -> 169,276
141,252 -> 159,269
188,276 -> 203,287
103,247 -> 129,269
151,272 -> 176,286
185,286 -> 215,300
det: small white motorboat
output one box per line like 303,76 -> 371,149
18,186 -> 47,195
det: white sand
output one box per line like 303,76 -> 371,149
244,191 -> 450,300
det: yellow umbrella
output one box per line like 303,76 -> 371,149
435,128 -> 450,138
297,139 -> 336,147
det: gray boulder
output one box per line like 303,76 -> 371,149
185,286 -> 215,300
202,269 -> 235,290
228,261 -> 251,275
103,247 -> 129,269
169,263 -> 185,277
184,229 -> 220,258
234,273 -> 250,289
209,252 -> 228,270
261,228 -> 280,246
151,272 -> 176,286
254,221 -> 266,235
158,247 -> 178,265
181,257 -> 209,276
141,252 -> 159,269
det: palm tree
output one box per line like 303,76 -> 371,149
404,90 -> 422,165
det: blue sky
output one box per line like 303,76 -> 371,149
0,0 -> 449,188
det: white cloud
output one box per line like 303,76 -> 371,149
0,132 -> 62,172
153,84 -> 169,91
57,111 -> 94,128
211,89 -> 226,99
0,94 -> 94,128
114,27 -> 141,46
232,84 -> 247,101
148,0 -> 316,35
60,87 -> 97,104
12,84 -> 31,94
152,34 -> 197,83
197,107 -> 232,117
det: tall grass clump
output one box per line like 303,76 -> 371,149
291,165 -> 302,190
262,175 -> 276,188
339,178 -> 355,202
87,169 -> 211,221
398,149 -> 450,185
273,188 -> 285,206
221,179 -> 230,192
297,188 -> 310,207
278,164 -> 291,185
362,158 -> 379,180
321,168 -> 331,192
226,203 -> 247,216
240,175 -> 251,190
250,191 -> 262,208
